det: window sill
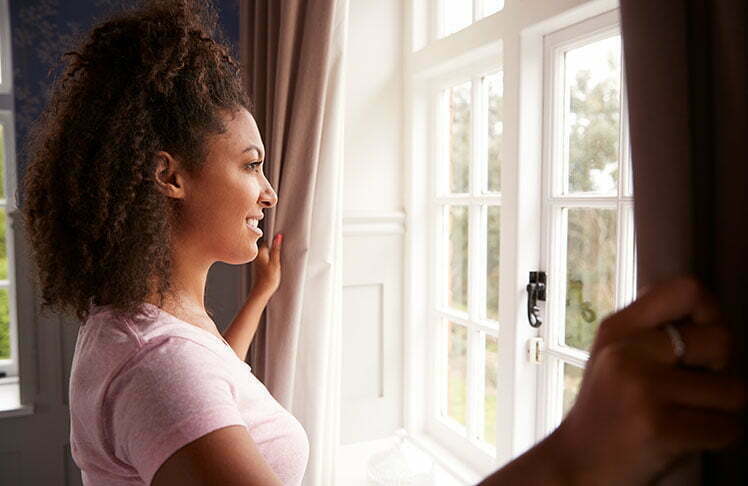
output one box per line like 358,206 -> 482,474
407,432 -> 486,485
336,433 -> 481,486
0,376 -> 34,418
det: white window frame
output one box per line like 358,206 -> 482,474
0,110 -> 20,379
0,0 -> 13,94
405,0 -> 623,482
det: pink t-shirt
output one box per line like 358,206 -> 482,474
69,302 -> 309,485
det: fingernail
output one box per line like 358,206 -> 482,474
277,233 -> 283,244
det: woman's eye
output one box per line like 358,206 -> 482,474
245,161 -> 262,171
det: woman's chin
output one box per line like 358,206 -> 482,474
221,245 -> 259,265
244,244 -> 259,263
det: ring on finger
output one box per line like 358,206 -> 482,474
664,323 -> 687,364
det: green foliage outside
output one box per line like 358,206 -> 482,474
0,127 -> 7,360
447,323 -> 467,424
0,125 -> 5,199
564,43 -> 621,351
449,83 -> 471,193
0,288 -> 9,360
562,363 -> 584,417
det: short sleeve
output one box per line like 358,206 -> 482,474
106,336 -> 247,485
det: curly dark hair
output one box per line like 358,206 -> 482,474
20,0 -> 251,324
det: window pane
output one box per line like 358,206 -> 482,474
0,124 -> 5,199
0,288 -> 9,360
565,35 -> 621,194
447,205 -> 469,312
448,81 -> 471,193
447,321 -> 468,425
565,208 -> 617,351
0,209 -> 5,280
486,205 -> 500,321
484,333 -> 498,445
562,362 -> 583,417
443,0 -> 472,36
484,0 -> 505,17
486,72 -> 503,192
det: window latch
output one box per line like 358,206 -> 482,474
526,271 -> 546,328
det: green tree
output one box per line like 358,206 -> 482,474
564,48 -> 621,351
0,131 -> 7,360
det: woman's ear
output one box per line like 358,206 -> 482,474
153,151 -> 187,200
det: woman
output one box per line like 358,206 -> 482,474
20,0 -> 744,485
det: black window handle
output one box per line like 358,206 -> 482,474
527,271 -> 547,328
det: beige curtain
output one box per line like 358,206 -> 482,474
621,0 -> 747,483
240,1 -> 348,485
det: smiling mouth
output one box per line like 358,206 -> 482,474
246,218 -> 263,236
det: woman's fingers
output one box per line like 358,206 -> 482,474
657,407 -> 743,453
652,366 -> 748,412
593,276 -> 721,353
631,324 -> 731,371
256,242 -> 270,263
271,233 -> 282,265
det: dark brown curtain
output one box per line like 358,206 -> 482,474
621,0 -> 747,483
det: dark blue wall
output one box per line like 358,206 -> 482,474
7,0 -> 240,205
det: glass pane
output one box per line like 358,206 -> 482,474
447,205 -> 469,312
0,209 -> 6,280
448,81 -> 471,193
562,363 -> 583,417
484,333 -> 498,445
486,72 -> 503,192
484,0 -> 505,16
0,288 -> 9,360
0,124 -> 5,199
565,35 -> 621,194
447,321 -> 468,425
486,205 -> 500,321
443,0 -> 472,36
565,208 -> 617,351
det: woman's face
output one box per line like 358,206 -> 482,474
172,108 -> 277,264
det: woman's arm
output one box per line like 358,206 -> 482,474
223,290 -> 271,362
223,234 -> 282,361
477,426 -> 573,485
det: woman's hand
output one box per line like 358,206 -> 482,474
552,276 -> 746,485
250,233 -> 282,302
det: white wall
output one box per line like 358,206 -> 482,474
343,0 -> 404,214
340,0 -> 405,444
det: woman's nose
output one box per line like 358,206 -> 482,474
259,184 -> 278,209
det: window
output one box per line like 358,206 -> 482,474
537,10 -> 635,436
0,112 -> 18,379
0,0 -> 11,95
436,69 -> 503,447
440,0 -> 505,38
406,0 -> 627,480
414,38 -> 505,475
0,0 -> 19,381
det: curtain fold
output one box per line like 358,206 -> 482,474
621,0 -> 747,483
241,1 -> 348,484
